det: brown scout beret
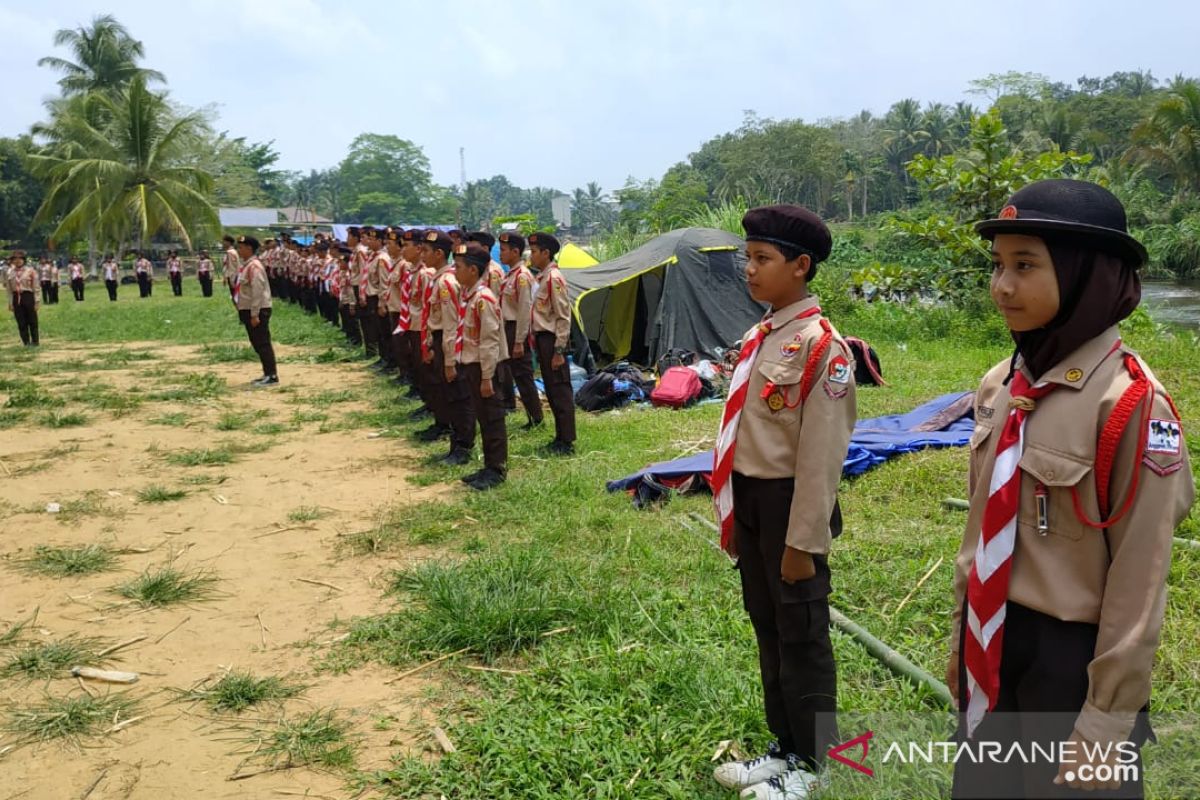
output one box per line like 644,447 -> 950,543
741,204 -> 832,263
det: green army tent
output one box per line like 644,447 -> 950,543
564,227 -> 763,369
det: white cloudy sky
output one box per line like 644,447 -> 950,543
1,0 -> 1196,193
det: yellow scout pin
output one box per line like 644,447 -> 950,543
1065,368 -> 1083,382
767,391 -> 785,412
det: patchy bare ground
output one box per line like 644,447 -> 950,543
0,343 -> 449,800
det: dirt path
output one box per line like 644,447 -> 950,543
0,344 -> 446,799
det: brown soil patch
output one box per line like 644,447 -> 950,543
0,344 -> 450,799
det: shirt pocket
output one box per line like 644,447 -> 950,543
751,359 -> 804,426
1017,444 -> 1094,542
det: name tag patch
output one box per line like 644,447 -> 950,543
1147,419 -> 1182,455
828,355 -> 851,385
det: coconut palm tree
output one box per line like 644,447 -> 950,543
1131,79 -> 1200,197
29,76 -> 218,252
37,14 -> 165,96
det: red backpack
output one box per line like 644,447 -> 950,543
651,366 -> 703,408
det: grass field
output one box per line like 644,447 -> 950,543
2,288 -> 1197,798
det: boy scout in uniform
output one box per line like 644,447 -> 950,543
497,232 -> 543,426
377,228 -> 402,373
48,259 -> 61,303
528,233 -> 576,454
419,230 -> 474,461
134,252 -> 153,298
222,235 -> 240,300
466,232 -> 505,296
382,228 -> 412,387
403,230 -> 437,410
948,180 -> 1195,799
233,235 -> 278,386
197,250 -> 214,297
68,257 -> 85,301
7,251 -> 40,346
167,250 -> 183,296
337,246 -> 361,346
454,242 -> 509,490
354,227 -> 382,364
712,206 -> 855,800
39,258 -> 52,304
102,254 -> 120,301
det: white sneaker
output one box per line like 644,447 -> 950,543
713,742 -> 789,790
740,765 -> 828,800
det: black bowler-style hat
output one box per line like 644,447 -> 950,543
527,232 -> 560,255
237,235 -> 260,250
975,179 -> 1147,268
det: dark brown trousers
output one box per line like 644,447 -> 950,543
734,473 -> 837,771
533,331 -> 575,443
461,362 -> 507,472
430,331 -> 474,450
501,321 -> 543,421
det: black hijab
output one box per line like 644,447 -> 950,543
1011,239 -> 1142,382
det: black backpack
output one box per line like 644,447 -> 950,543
655,348 -> 696,376
844,336 -> 886,386
575,373 -> 618,411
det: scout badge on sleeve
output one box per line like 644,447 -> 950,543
828,354 -> 851,384
1147,418 -> 1182,455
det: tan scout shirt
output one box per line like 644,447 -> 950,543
409,264 -> 435,333
16,265 -> 40,302
485,261 -> 504,297
531,263 -> 571,350
731,295 -> 857,555
103,260 -> 119,280
223,247 -> 240,283
235,256 -> 272,316
379,253 -> 402,312
458,282 -> 508,379
425,265 -> 461,364
383,257 -> 411,314
951,327 -> 1195,746
338,263 -> 356,306
500,263 -> 534,341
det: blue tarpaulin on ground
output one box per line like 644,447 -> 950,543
606,391 -> 976,496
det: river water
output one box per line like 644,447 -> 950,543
1142,281 -> 1200,329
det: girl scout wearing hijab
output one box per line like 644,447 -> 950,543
948,180 -> 1194,799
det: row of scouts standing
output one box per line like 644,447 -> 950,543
216,226 -> 577,491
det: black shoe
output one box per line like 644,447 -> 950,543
416,424 -> 450,442
368,359 -> 388,371
408,406 -> 432,421
522,418 -> 545,431
441,448 -> 471,466
405,386 -> 422,400
460,468 -> 486,484
504,405 -> 518,414
544,439 -> 574,456
251,375 -> 279,388
467,468 -> 506,490
392,375 -> 411,387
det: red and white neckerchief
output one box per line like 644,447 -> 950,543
394,264 -> 415,334
70,264 -> 83,279
712,305 -> 823,553
168,258 -> 180,274
359,249 -> 379,297
963,370 -> 1057,737
453,280 -> 467,359
419,268 -> 445,361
